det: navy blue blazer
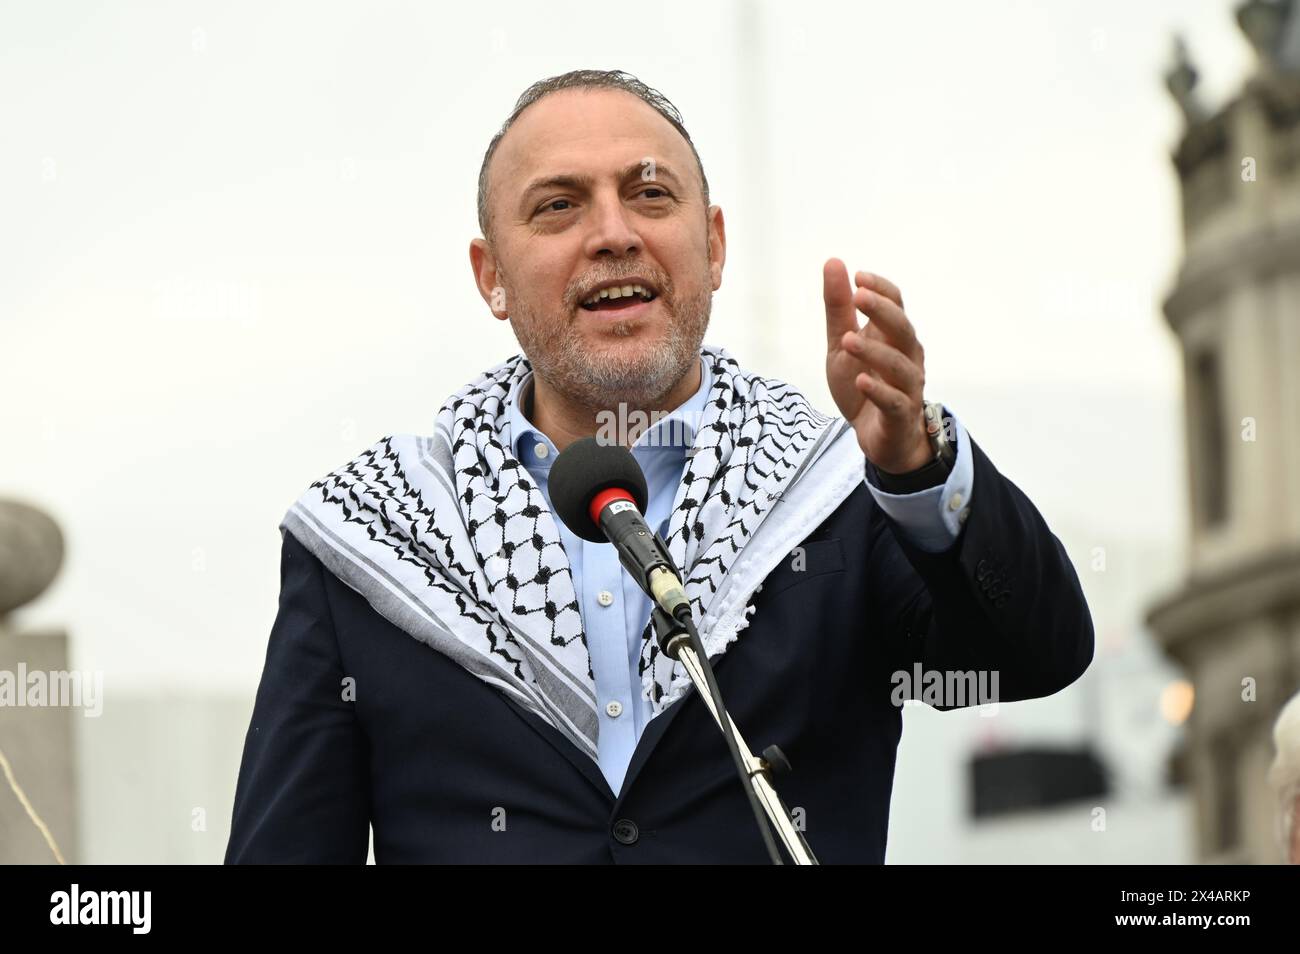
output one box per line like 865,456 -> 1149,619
225,435 -> 1093,863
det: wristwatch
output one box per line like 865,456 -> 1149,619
923,400 -> 956,469
864,400 -> 955,494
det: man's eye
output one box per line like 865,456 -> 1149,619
639,187 -> 669,199
539,199 -> 572,214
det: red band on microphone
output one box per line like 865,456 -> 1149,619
589,487 -> 636,527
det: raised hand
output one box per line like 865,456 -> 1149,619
823,258 -> 932,474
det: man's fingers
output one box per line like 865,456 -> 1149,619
840,331 -> 924,396
823,258 -> 859,352
852,286 -> 921,361
854,369 -> 917,424
855,270 -> 904,310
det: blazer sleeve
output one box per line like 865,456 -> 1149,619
866,432 -> 1094,707
225,528 -> 371,863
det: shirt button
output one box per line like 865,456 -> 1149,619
534,442 -> 549,459
605,700 -> 623,718
959,507 -> 971,524
947,493 -> 964,511
597,590 -> 614,607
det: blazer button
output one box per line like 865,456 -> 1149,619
612,819 -> 640,845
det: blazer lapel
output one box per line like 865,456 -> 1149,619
498,694 -> 616,803
616,643 -> 740,801
617,697 -> 692,801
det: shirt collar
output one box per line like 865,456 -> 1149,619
506,353 -> 712,467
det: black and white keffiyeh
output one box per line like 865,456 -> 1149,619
281,344 -> 867,761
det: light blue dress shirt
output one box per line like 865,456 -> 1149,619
503,355 -> 974,795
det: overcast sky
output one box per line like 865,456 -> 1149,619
2,0 -> 1253,692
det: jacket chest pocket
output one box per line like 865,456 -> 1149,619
755,537 -> 845,601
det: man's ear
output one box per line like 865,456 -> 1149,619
469,237 -> 509,320
706,205 -> 726,291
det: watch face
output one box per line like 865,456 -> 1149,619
925,402 -> 953,446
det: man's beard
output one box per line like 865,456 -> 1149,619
505,269 -> 712,411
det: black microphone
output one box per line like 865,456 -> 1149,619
548,436 -> 691,620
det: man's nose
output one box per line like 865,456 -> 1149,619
582,191 -> 642,259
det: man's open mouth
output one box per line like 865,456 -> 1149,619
579,283 -> 658,312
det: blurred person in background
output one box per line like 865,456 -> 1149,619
1270,691 -> 1300,864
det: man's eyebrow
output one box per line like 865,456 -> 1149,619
518,161 -> 686,208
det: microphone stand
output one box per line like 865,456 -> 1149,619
650,605 -> 819,865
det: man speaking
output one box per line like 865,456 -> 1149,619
225,69 -> 1093,864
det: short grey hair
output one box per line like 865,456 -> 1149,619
476,69 -> 711,241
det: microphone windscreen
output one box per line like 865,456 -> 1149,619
548,436 -> 649,542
